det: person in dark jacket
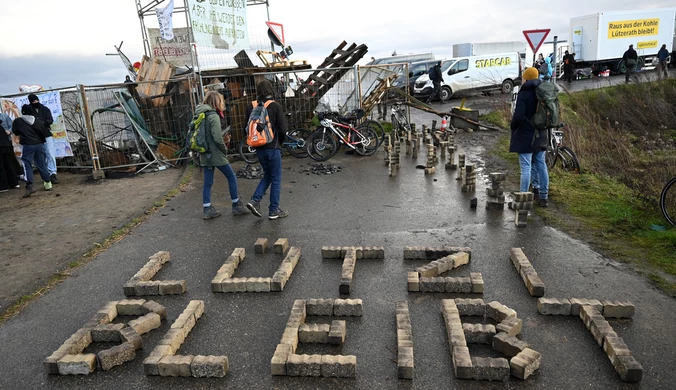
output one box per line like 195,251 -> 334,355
0,120 -> 19,192
12,105 -> 52,197
245,79 -> 289,220
657,44 -> 670,80
562,50 -> 575,83
427,61 -> 443,103
27,94 -> 59,184
197,91 -> 247,219
622,45 -> 638,83
509,67 -> 549,207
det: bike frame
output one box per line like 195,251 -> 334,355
320,118 -> 369,150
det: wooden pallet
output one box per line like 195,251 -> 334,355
135,56 -> 176,107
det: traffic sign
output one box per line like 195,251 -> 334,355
522,29 -> 551,53
266,21 -> 285,47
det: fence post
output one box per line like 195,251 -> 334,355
355,65 -> 362,109
77,84 -> 105,180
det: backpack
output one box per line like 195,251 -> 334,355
246,100 -> 275,148
538,62 -> 548,75
530,82 -> 560,132
186,111 -> 215,153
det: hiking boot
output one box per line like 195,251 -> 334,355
538,198 -> 549,208
532,188 -> 539,197
232,200 -> 248,216
269,208 -> 289,220
23,184 -> 36,198
50,174 -> 59,184
203,206 -> 221,220
246,200 -> 262,218
44,181 -> 53,191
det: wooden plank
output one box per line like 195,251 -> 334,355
308,74 -> 329,85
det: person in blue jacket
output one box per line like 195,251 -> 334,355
539,56 -> 553,82
510,67 -> 549,207
657,44 -> 670,80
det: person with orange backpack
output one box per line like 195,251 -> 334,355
245,79 -> 288,220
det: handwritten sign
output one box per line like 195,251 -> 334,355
11,92 -> 74,158
187,0 -> 249,50
148,28 -> 192,67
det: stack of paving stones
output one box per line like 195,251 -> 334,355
486,173 -> 506,210
396,301 -> 415,379
509,248 -> 545,297
405,129 -> 412,155
424,144 -> 436,175
441,299 -> 541,381
143,300 -> 229,377
511,192 -> 534,227
439,141 -> 449,159
462,164 -> 476,193
394,140 -> 402,167
271,299 -> 361,377
44,299 -> 166,375
537,298 -> 641,382
123,251 -> 186,297
445,146 -> 457,170
321,246 -> 385,294
457,153 -> 466,181
211,241 -> 301,293
406,252 -> 483,294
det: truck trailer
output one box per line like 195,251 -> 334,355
569,8 -> 676,73
453,41 -> 527,57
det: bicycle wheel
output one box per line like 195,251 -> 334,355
354,126 -> 379,156
557,146 -> 580,173
545,148 -> 558,169
239,138 -> 259,164
361,119 -> 386,147
307,127 -> 338,161
660,177 -> 676,227
285,128 -> 312,158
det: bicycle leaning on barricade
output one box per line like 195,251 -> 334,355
238,126 -> 313,164
545,123 -> 580,173
388,99 -> 415,145
305,109 -> 380,161
661,176 -> 676,227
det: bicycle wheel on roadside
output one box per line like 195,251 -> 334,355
307,127 -> 338,161
354,126 -> 379,156
546,148 -> 558,169
361,119 -> 386,147
660,177 -> 676,227
557,146 -> 580,173
286,128 -> 312,158
239,138 -> 259,164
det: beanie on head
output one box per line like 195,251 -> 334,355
28,94 -> 39,103
256,80 -> 274,101
21,104 -> 32,115
522,67 -> 539,81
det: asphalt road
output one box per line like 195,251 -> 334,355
1,132 -> 675,389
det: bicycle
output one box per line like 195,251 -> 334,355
545,123 -> 580,173
306,109 -> 380,161
238,128 -> 313,164
661,176 -> 676,226
389,99 -> 414,144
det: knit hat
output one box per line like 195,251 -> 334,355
21,104 -> 32,115
28,94 -> 39,103
256,79 -> 274,101
522,67 -> 539,81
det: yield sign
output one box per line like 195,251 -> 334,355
266,21 -> 285,46
523,29 -> 551,53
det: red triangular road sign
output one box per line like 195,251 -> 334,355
523,29 -> 551,53
266,21 -> 285,46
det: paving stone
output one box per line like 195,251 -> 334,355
91,323 -> 125,343
471,356 -> 510,381
150,250 -> 171,264
158,355 -> 194,377
417,263 -> 438,278
419,276 -> 445,292
159,280 -> 186,295
579,305 -> 603,328
191,355 -> 229,378
496,317 -> 523,337
44,350 -> 70,374
397,346 -> 414,379
470,272 -> 484,293
221,277 -> 247,293
407,272 -> 420,292
321,246 -> 342,259
328,320 -> 347,345
522,267 -> 545,297
569,298 -> 603,316
510,248 -> 529,271
245,277 -> 272,292
231,247 -> 246,262
363,246 -> 385,259
445,277 -> 473,293
129,312 -> 162,335
133,281 -> 161,296
515,210 -> 528,227
603,336 -> 632,365
510,348 -> 541,380
452,346 -> 473,379
590,318 -> 617,347
119,327 -> 142,350
333,299 -> 363,316
455,298 -> 485,317
57,354 -> 97,375
186,300 -> 205,320
492,332 -> 529,357
451,252 -> 470,268
321,354 -> 356,378
487,301 -> 517,322
97,342 -> 136,371
254,238 -> 269,254
537,297 -> 572,316
116,299 -> 146,316
403,246 -> 427,260
274,238 -> 290,254
396,314 -> 412,332
299,323 -> 330,344
281,327 -> 299,352
601,300 -> 635,319
306,298 -> 334,316
286,354 -> 322,377
613,355 -> 643,382
141,300 -> 167,320
123,282 -> 137,296
97,301 -> 119,322
271,344 -> 293,376
143,355 -> 162,376
463,323 -> 496,344
513,192 -> 534,202
64,329 -> 92,354
270,274 -> 286,292
158,329 -> 187,353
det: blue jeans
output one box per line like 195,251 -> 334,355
44,136 -> 57,175
202,164 -> 239,207
518,151 -> 548,199
21,144 -> 50,185
252,148 -> 282,212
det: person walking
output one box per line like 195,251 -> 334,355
196,91 -> 247,219
563,50 -> 575,83
622,44 -> 638,83
27,94 -> 58,184
0,119 -> 19,193
246,79 -> 288,220
657,44 -> 670,80
12,105 -> 52,198
509,67 -> 549,207
427,61 -> 443,103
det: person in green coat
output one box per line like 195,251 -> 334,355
197,91 -> 248,219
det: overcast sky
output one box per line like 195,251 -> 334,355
0,0 -> 673,95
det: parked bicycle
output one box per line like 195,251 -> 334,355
238,128 -> 313,164
545,123 -> 580,173
306,109 -> 380,161
661,176 -> 676,227
389,99 -> 414,144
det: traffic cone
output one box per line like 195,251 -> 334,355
441,116 -> 448,132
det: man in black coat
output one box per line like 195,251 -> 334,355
622,45 -> 638,83
562,51 -> 575,83
27,94 -> 59,184
12,105 -> 53,197
427,61 -> 443,103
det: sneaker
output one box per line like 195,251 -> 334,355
0,189 -> 8,193
203,206 -> 221,220
50,174 -> 59,184
44,181 -> 53,191
269,208 -> 289,220
232,200 -> 248,216
538,198 -> 549,208
246,200 -> 263,218
23,184 -> 36,198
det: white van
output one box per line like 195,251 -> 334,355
413,52 -> 522,101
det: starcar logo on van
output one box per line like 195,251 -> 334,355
475,57 -> 512,68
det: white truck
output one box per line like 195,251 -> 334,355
453,41 -> 527,57
569,8 -> 676,73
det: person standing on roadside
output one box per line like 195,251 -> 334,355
0,118 -> 19,192
27,94 -> 58,184
12,105 -> 52,197
246,79 -> 288,220
427,61 -> 443,103
563,50 -> 575,83
657,44 -> 670,80
622,44 -> 638,83
509,67 -> 549,207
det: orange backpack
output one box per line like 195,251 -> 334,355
246,100 -> 275,148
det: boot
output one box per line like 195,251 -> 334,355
232,200 -> 248,215
50,174 -> 59,184
23,184 -> 36,198
203,206 -> 221,220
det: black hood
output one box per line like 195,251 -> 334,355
521,79 -> 542,91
